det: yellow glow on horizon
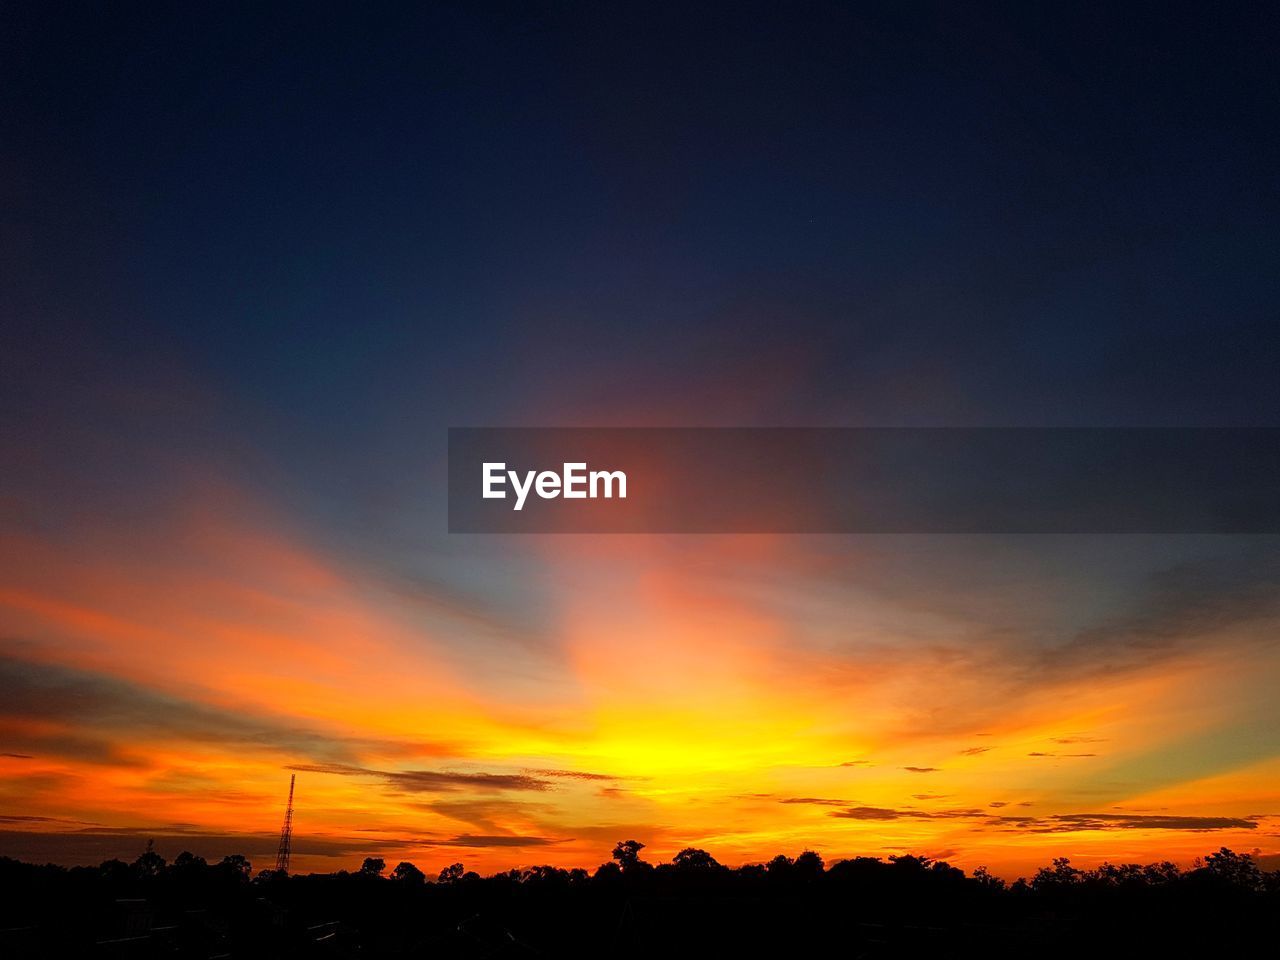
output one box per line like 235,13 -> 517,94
2,501 -> 1277,879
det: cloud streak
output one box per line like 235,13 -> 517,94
0,652 -> 381,766
288,762 -> 556,793
829,805 -> 1260,833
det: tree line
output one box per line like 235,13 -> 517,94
1,840 -> 1276,957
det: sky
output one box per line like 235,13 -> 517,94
2,3 -> 1279,878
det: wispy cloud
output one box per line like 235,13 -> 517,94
288,762 -> 554,793
524,768 -> 635,782
0,652 -> 374,766
429,834 -> 568,848
832,806 -> 986,821
829,806 -> 1260,833
779,797 -> 848,806
388,771 -> 552,793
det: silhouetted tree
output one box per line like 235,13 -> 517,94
132,840 -> 166,878
171,850 -> 207,875
739,862 -> 767,881
438,862 -> 466,884
522,864 -> 570,885
1142,861 -> 1181,885
612,839 -> 649,872
972,865 -> 1005,891
593,860 -> 622,881
794,849 -> 824,878
390,861 -> 425,884
766,854 -> 794,876
888,854 -> 932,874
99,858 -> 131,884
218,854 -> 252,880
1031,856 -> 1081,891
360,857 -> 386,877
672,848 -> 722,872
1202,847 -> 1262,890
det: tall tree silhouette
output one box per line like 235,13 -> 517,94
612,839 -> 650,873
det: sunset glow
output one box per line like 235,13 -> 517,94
4,2 -> 1279,892
4,477 -> 1276,877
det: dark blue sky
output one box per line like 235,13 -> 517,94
4,2 -> 1278,542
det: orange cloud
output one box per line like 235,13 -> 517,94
3,482 -> 1279,876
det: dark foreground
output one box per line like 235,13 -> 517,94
2,846 -> 1277,958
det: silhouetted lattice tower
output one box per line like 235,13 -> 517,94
274,774 -> 295,874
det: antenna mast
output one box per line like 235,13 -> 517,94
274,774 -> 295,874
